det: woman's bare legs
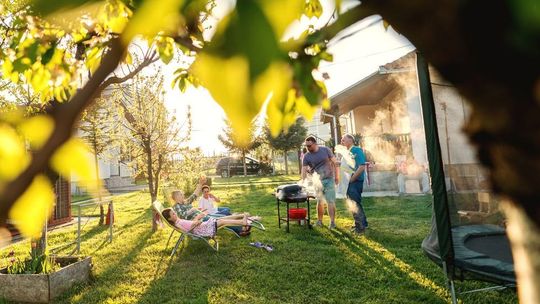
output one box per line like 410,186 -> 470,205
215,213 -> 249,220
217,214 -> 248,228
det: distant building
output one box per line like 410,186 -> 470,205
71,86 -> 134,194
304,108 -> 332,145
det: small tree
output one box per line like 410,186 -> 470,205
167,147 -> 208,195
218,119 -> 261,177
264,117 -> 307,174
79,96 -> 118,225
114,74 -> 191,230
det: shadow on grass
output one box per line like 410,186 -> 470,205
329,227 -> 448,300
56,229 -> 155,304
136,238 -> 234,304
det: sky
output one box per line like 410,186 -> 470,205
162,3 -> 415,156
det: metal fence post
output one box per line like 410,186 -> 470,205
76,204 -> 81,254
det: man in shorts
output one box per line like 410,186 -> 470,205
301,136 -> 340,229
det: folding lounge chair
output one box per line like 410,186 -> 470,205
152,201 -> 266,256
153,201 -> 219,255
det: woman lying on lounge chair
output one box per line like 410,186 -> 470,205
162,208 -> 256,238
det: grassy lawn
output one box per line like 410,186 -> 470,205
1,182 -> 517,303
211,174 -> 300,189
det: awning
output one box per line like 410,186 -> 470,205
323,71 -> 400,122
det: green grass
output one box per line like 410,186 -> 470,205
212,174 -> 300,189
1,183 -> 517,304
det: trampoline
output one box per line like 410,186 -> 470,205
422,223 -> 515,286
416,53 -> 516,303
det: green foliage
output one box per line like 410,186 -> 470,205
0,0 -> 365,240
304,0 -> 323,18
167,147 -> 210,195
218,118 -> 261,155
79,95 -> 119,156
171,67 -> 200,92
31,0 -> 102,16
113,74 -> 191,202
264,117 -> 307,153
5,249 -> 58,275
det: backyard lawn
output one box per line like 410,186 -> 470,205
1,176 -> 517,303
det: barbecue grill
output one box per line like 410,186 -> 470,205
275,184 -> 312,232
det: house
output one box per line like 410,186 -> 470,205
71,86 -> 134,195
323,51 -> 482,193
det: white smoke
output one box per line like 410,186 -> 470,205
345,198 -> 358,213
334,144 -> 355,173
299,172 -> 325,204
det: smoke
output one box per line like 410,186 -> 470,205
299,172 -> 325,204
334,144 -> 354,173
345,198 -> 358,214
356,61 -> 424,166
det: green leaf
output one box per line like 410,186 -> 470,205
11,58 -> 31,73
259,0 -> 304,38
25,41 -> 40,62
304,0 -> 323,18
156,36 -> 175,64
210,1 -> 282,80
31,0 -> 102,16
122,0 -> 185,44
9,175 -> 55,238
41,44 -> 57,65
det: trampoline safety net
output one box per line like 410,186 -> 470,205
419,60 -> 515,285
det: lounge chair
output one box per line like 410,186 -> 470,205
152,201 -> 265,255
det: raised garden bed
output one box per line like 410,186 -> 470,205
0,256 -> 92,303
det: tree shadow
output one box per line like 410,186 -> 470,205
55,228 -> 154,304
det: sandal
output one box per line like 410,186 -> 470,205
249,242 -> 274,252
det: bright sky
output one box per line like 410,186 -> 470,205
163,3 -> 415,156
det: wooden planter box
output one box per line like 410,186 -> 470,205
0,256 -> 92,303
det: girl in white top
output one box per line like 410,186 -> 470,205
198,185 -> 231,215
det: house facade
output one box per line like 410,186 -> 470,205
71,86 -> 134,195
323,51 -> 481,193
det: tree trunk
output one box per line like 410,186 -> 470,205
242,151 -> 247,177
271,149 -> 275,174
298,149 -> 302,174
284,150 -> 289,175
145,143 -> 158,231
503,200 -> 540,304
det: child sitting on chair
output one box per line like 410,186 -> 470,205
171,176 -> 207,221
199,185 -> 231,215
162,208 -> 248,237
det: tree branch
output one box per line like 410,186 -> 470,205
99,51 -> 159,90
0,38 -> 126,224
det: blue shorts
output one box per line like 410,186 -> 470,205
319,178 -> 336,205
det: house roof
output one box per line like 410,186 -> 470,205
327,71 -> 399,116
324,51 -> 416,119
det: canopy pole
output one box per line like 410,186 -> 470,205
416,52 -> 454,266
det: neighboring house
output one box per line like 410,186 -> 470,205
323,51 -> 481,193
71,86 -> 134,195
304,108 -> 332,144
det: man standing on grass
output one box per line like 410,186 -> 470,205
341,134 -> 368,235
301,136 -> 340,229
